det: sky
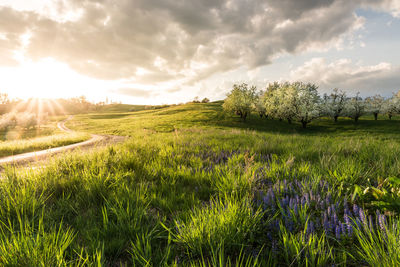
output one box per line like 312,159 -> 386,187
0,0 -> 399,104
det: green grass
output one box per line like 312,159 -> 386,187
0,132 -> 91,158
0,118 -> 62,141
0,102 -> 399,265
0,116 -> 90,158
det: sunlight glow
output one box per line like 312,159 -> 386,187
0,58 -> 115,102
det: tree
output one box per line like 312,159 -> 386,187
264,82 -> 296,123
290,82 -> 321,128
321,88 -> 346,122
365,94 -> 384,120
264,82 -> 320,128
17,112 -> 37,129
0,93 -> 9,105
384,94 -> 400,120
193,96 -> 200,103
345,93 -> 366,122
223,83 -> 257,121
201,98 -> 210,103
255,91 -> 267,118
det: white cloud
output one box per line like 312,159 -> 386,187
290,58 -> 400,96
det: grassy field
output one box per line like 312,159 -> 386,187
1,102 -> 400,266
0,117 -> 91,158
0,132 -> 91,158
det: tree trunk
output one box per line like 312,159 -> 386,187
334,115 -> 338,122
242,112 -> 247,121
389,114 -> 392,120
301,121 -> 307,128
279,118 -> 283,122
354,116 -> 359,123
287,118 -> 292,124
374,113 -> 378,120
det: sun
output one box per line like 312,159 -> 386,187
0,57 -> 113,101
9,59 -> 85,99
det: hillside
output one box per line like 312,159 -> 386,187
0,102 -> 400,266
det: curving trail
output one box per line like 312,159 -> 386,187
0,116 -> 124,167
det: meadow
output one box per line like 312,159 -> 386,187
0,102 -> 400,266
0,118 -> 90,158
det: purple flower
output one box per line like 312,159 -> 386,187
378,213 -> 386,232
359,208 -> 367,227
368,215 -> 374,230
340,222 -> 346,237
333,213 -> 338,225
323,213 -> 331,233
335,225 -> 341,239
353,204 -> 359,215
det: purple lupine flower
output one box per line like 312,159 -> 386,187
368,215 -> 374,230
263,195 -> 269,207
289,183 -> 294,193
323,213 -> 331,233
289,198 -> 294,209
340,222 -> 346,237
305,194 -> 310,206
353,204 -> 359,215
333,213 -> 338,225
359,208 -> 367,227
335,225 -> 341,239
344,208 -> 351,217
344,213 -> 352,235
326,192 -> 332,204
378,213 -> 386,232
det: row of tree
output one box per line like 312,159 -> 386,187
223,82 -> 400,128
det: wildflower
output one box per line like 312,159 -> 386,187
335,225 -> 341,239
377,212 -> 386,232
353,204 -> 359,215
359,208 -> 367,227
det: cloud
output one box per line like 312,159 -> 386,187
0,0 -> 398,88
290,58 -> 400,96
113,87 -> 153,98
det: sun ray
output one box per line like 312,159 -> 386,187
49,99 -> 68,115
43,99 -> 56,116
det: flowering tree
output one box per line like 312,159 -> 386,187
223,83 -> 257,121
264,82 -> 321,128
255,91 -> 267,118
321,88 -> 346,122
17,112 -> 38,129
290,82 -> 321,128
264,82 -> 297,123
365,94 -> 384,120
384,94 -> 400,120
345,93 -> 366,122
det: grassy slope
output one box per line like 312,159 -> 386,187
0,118 -> 91,158
0,102 -> 399,265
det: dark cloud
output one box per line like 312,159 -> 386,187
0,0 -> 398,86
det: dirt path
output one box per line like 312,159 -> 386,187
0,116 -> 125,167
